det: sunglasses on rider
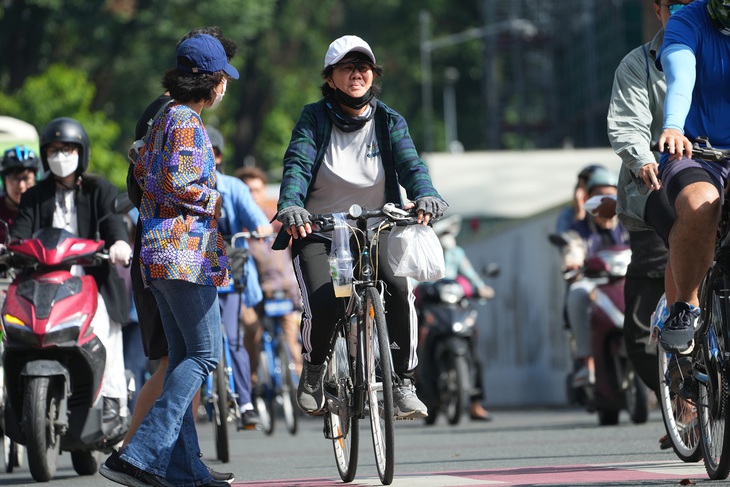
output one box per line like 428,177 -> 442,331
332,60 -> 374,74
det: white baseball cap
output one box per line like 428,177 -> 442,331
324,35 -> 376,69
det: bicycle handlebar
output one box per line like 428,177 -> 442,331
651,138 -> 730,162
311,203 -> 418,232
229,230 -> 275,247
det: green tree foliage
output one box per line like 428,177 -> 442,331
0,0 -> 644,189
0,64 -> 124,186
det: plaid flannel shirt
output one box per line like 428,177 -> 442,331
274,98 -> 441,250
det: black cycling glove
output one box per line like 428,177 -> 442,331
277,206 -> 312,228
415,196 -> 449,220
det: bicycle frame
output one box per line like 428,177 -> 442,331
317,203 -> 417,485
324,208 -> 404,419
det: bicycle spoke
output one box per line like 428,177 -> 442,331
658,350 -> 701,462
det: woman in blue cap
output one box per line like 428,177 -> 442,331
100,33 -> 238,487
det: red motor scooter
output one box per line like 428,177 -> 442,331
551,233 -> 649,425
0,218 -> 129,481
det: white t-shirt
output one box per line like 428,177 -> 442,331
53,187 -> 78,236
306,117 -> 386,217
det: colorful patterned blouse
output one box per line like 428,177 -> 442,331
134,104 -> 230,288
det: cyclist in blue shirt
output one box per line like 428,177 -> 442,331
654,0 -> 730,356
208,127 -> 272,429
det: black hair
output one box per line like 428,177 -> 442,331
178,26 -> 237,61
320,51 -> 383,98
162,69 -> 223,103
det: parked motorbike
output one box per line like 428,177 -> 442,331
416,265 -> 498,426
0,198 -> 131,481
551,233 -> 648,425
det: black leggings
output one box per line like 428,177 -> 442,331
291,231 -> 418,377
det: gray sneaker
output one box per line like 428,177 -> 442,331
393,378 -> 428,418
297,360 -> 327,414
659,301 -> 700,355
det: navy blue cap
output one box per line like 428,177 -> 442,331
176,34 -> 239,79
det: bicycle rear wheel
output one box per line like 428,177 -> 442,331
213,354 -> 229,463
658,350 -> 701,462
276,338 -> 299,435
327,334 -> 358,482
698,267 -> 730,479
363,287 -> 395,485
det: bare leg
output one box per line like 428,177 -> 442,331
665,260 -> 676,306
122,356 -> 168,448
669,182 -> 719,306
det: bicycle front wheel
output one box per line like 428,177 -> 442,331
658,350 -> 701,462
327,333 -> 359,482
698,266 -> 730,479
363,287 -> 395,485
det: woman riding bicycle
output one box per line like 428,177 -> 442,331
273,35 -> 448,418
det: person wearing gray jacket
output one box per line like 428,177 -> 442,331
607,0 -> 691,449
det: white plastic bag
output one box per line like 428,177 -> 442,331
387,225 -> 445,281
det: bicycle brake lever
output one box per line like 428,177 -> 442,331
382,203 -> 410,219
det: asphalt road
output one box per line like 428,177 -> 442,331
0,406 -> 712,487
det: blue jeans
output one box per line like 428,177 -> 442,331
121,280 -> 221,487
219,292 -> 252,407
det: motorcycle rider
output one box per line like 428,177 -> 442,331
563,167 -> 630,387
11,117 -> 132,441
433,214 -> 494,421
0,145 -> 39,242
556,164 -> 607,234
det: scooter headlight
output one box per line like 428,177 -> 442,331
46,312 -> 88,344
438,282 -> 465,304
3,313 -> 26,328
54,312 -> 88,331
3,313 -> 34,346
453,310 -> 478,333
3,313 -> 26,337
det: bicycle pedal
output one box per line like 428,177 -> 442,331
394,416 -> 414,421
679,378 -> 700,402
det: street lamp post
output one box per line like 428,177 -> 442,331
443,67 -> 462,152
419,11 -> 537,152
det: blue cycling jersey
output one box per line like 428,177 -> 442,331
658,0 -> 730,149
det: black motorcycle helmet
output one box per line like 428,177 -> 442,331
39,117 -> 90,175
1,145 -> 40,179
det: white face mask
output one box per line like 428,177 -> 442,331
47,152 -> 79,178
210,78 -> 227,108
439,234 -> 457,250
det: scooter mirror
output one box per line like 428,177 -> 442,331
483,262 -> 500,277
548,233 -> 568,247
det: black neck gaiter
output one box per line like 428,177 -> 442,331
325,95 -> 377,133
